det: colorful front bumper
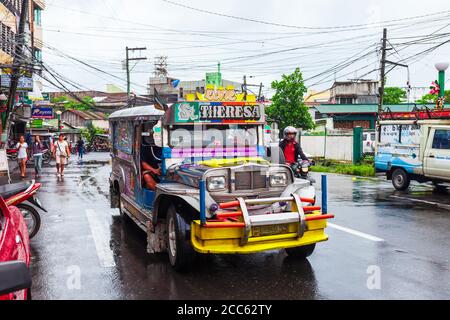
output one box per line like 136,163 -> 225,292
191,215 -> 329,254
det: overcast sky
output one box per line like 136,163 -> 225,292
41,0 -> 450,96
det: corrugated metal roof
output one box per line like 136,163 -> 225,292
64,110 -> 109,120
315,104 -> 450,114
109,105 -> 165,119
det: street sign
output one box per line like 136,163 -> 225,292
32,107 -> 53,119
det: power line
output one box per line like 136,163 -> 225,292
161,0 -> 450,31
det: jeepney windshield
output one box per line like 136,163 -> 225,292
169,124 -> 259,148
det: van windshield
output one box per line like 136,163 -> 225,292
169,124 -> 259,148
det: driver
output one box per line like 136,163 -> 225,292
279,126 -> 309,165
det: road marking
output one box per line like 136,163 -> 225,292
389,195 -> 450,210
328,223 -> 385,242
85,209 -> 116,268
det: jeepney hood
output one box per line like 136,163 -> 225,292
169,157 -> 272,188
172,163 -> 211,184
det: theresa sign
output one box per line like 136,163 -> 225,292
199,104 -> 261,120
175,102 -> 263,123
32,107 -> 53,119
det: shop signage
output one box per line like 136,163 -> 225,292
32,107 -> 53,119
0,75 -> 33,91
31,119 -> 43,128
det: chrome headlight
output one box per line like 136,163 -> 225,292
270,172 -> 288,187
207,176 -> 226,191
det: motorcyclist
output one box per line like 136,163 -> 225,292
279,126 -> 309,165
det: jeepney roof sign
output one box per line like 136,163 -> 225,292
167,102 -> 265,125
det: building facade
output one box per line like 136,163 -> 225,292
0,0 -> 45,68
0,0 -> 45,143
61,110 -> 109,131
329,80 -> 378,104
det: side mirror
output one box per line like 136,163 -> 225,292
0,261 -> 32,296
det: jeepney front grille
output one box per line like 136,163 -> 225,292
235,171 -> 267,190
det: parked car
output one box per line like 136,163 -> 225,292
0,196 -> 31,300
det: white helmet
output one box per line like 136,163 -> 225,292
284,126 -> 297,138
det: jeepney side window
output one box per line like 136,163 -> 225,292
114,121 -> 133,154
141,121 -> 163,164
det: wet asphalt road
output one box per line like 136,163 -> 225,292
26,153 -> 450,300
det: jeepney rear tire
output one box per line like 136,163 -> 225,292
285,244 -> 316,259
166,205 -> 195,271
392,168 -> 410,191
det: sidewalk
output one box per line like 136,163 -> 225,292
0,152 -> 111,185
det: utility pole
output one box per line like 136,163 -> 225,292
243,75 -> 247,100
378,28 -> 387,115
258,82 -> 263,102
3,0 -> 29,147
125,47 -> 147,97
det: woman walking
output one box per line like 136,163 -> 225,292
53,133 -> 70,177
32,135 -> 44,177
15,135 -> 28,179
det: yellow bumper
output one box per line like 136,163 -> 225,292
191,218 -> 329,254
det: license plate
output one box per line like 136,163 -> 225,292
252,224 -> 289,237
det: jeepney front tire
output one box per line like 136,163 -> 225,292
166,205 -> 195,271
392,168 -> 410,191
285,244 -> 316,259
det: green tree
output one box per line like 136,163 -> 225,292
266,68 -> 314,132
51,95 -> 94,111
416,90 -> 450,104
80,122 -> 106,145
383,87 -> 406,104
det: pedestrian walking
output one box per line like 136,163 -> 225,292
32,135 -> 45,177
15,135 -> 28,179
53,133 -> 71,177
77,138 -> 85,160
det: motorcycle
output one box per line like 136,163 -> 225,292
291,160 -> 316,185
0,180 -> 47,239
6,148 -> 18,161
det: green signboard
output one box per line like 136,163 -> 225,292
174,102 -> 263,124
206,72 -> 222,87
31,119 -> 43,129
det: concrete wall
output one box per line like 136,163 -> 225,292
92,120 -> 109,131
300,133 -> 354,161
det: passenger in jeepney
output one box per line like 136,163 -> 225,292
141,123 -> 162,191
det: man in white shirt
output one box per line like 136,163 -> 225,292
53,133 -> 70,177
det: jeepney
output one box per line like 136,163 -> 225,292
109,93 -> 334,270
